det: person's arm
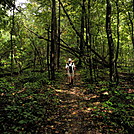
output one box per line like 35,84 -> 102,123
74,67 -> 76,71
73,63 -> 76,71
65,63 -> 68,70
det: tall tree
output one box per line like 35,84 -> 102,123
115,0 -> 120,84
87,0 -> 93,82
79,0 -> 85,66
50,0 -> 57,80
57,0 -> 61,69
106,0 -> 115,83
10,0 -> 15,75
47,25 -> 50,79
127,3 -> 134,49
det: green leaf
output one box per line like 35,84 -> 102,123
18,120 -> 27,124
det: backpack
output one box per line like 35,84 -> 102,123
67,62 -> 73,73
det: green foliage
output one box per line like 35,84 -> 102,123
0,77 -> 59,133
23,71 -> 49,83
84,84 -> 95,94
91,85 -> 134,133
0,0 -> 134,133
80,69 -> 93,82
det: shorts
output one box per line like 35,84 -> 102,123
67,72 -> 74,77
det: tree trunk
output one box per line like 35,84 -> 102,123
133,0 -> 134,48
131,22 -> 134,49
106,0 -> 115,83
88,0 -> 93,83
115,0 -> 120,84
10,0 -> 15,76
50,0 -> 57,80
57,1 -> 61,70
30,38 -> 44,71
128,11 -> 134,49
79,0 -> 85,66
47,26 -> 50,79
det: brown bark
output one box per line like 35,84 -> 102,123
115,0 -> 120,84
50,0 -> 57,80
57,1 -> 61,69
106,0 -> 115,83
47,26 -> 50,79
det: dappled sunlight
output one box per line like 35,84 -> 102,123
45,71 -> 134,134
49,74 -> 111,133
1,71 -> 133,133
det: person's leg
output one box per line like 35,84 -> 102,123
71,77 -> 73,84
71,73 -> 74,85
67,73 -> 71,84
69,76 -> 72,84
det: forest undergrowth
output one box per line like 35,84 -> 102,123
0,70 -> 134,134
44,71 -> 134,134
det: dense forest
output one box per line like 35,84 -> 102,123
0,0 -> 134,133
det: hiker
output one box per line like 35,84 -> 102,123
65,58 -> 76,84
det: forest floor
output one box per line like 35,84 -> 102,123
1,69 -> 133,134
44,71 -> 134,134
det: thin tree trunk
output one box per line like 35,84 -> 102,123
33,51 -> 36,70
121,1 -> 134,49
79,0 -> 85,66
47,26 -> 50,79
50,0 -> 57,80
106,0 -> 115,83
130,19 -> 134,49
10,0 -> 15,76
115,0 -> 120,84
57,1 -> 61,69
30,38 -> 44,71
128,11 -> 134,49
133,0 -> 134,68
88,0 -> 93,83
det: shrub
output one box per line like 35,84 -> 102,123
0,78 -> 59,133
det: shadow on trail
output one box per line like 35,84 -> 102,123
44,74 -> 103,134
44,72 -> 134,134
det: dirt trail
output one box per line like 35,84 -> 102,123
44,73 -> 101,134
44,72 -> 134,134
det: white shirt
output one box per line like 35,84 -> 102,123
65,62 -> 75,74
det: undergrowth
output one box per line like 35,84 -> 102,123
0,72 -> 60,133
0,70 -> 133,133
86,83 -> 134,133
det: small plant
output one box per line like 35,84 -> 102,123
0,76 -> 59,133
100,86 -> 134,133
